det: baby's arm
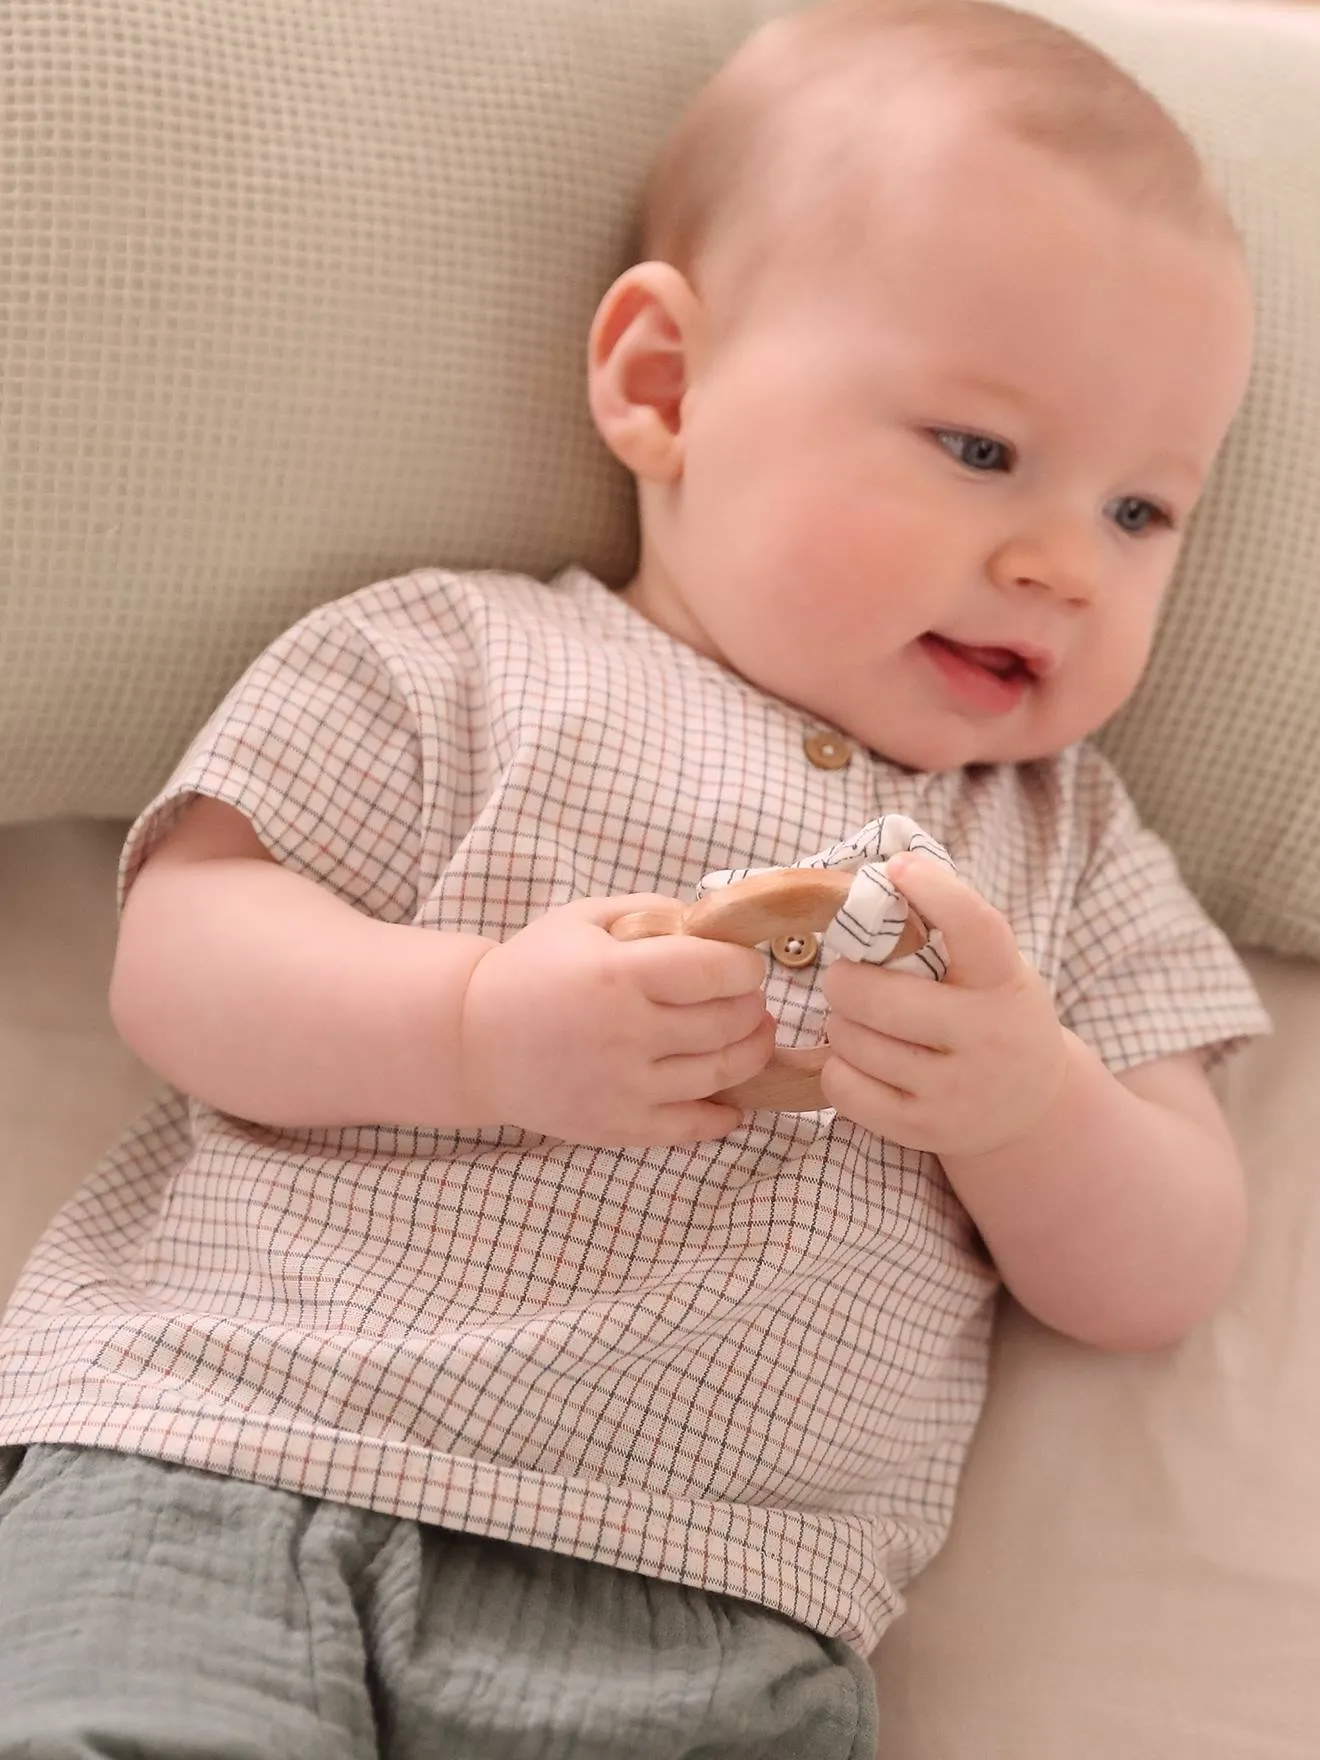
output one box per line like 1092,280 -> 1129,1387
822,853 -> 1246,1353
111,797 -> 773,1144
940,1041 -> 1244,1354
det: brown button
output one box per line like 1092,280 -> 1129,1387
803,731 -> 851,771
770,931 -> 821,969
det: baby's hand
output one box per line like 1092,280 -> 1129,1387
821,855 -> 1068,1158
458,895 -> 776,1146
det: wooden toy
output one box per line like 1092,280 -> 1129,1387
613,867 -> 927,1112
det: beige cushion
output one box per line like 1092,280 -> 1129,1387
4,817 -> 1320,1754
1,0 -> 1318,964
0,823 -> 159,1305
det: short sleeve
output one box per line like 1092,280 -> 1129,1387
1055,750 -> 1272,1072
118,597 -> 424,924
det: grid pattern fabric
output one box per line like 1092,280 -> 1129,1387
703,815 -> 955,975
0,0 -> 1318,959
0,569 -> 1268,1653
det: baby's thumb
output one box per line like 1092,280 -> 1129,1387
660,1098 -> 748,1143
589,892 -> 687,942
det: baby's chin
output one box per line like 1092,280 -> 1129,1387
850,713 -> 1073,774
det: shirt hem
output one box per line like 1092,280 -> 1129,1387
0,1400 -> 897,1653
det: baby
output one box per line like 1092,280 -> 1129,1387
0,1 -> 1267,1754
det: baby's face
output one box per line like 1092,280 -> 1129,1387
627,130 -> 1253,771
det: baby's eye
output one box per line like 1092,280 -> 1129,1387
1107,496 -> 1171,537
934,430 -> 1014,473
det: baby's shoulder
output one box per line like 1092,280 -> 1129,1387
322,563 -> 550,638
316,562 -> 617,660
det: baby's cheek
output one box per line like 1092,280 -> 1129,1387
1070,628 -> 1154,731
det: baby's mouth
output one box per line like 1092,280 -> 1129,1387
917,634 -> 1040,713
924,636 -> 1034,681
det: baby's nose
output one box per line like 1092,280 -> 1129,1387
987,521 -> 1099,608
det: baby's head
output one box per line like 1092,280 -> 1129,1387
587,0 -> 1253,772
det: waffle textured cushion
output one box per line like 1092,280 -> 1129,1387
1,0 -> 1317,955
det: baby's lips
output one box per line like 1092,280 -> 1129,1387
961,643 -> 1026,677
930,634 -> 1056,678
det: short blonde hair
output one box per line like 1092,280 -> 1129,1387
643,0 -> 1233,285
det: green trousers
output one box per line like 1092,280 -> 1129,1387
0,1445 -> 877,1759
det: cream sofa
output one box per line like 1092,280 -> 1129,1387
3,1 -> 1320,1753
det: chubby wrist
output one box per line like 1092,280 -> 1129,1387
446,935 -> 509,1127
938,1025 -> 1086,1187
376,926 -> 501,1129
938,1031 -> 1246,1349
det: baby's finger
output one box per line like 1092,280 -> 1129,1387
654,994 -> 776,1057
626,933 -> 768,1005
819,1055 -> 920,1143
575,892 -> 688,934
647,1098 -> 749,1144
652,1015 -> 777,1102
826,1014 -> 948,1093
885,854 -> 1020,990
824,962 -> 956,1050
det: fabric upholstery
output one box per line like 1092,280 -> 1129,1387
1,0 -> 1318,955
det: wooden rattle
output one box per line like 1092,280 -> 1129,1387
612,867 -> 927,1113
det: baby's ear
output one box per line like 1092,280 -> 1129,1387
587,262 -> 703,482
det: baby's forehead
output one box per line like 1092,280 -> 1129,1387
658,79 -> 1087,319
642,1 -> 1235,300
